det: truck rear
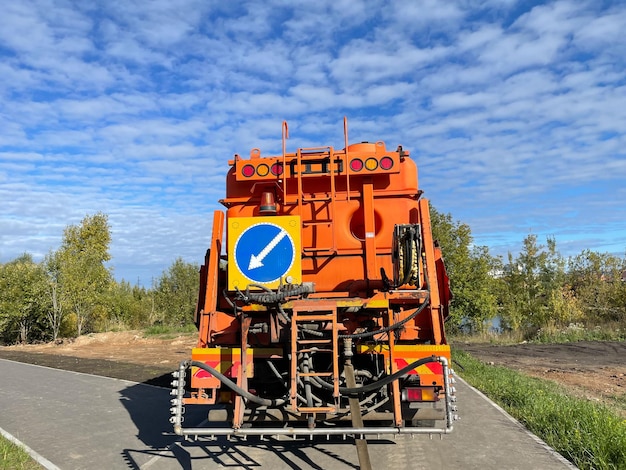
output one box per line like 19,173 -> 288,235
170,119 -> 457,439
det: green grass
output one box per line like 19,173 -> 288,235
608,392 -> 626,417
454,349 -> 626,470
532,323 -> 626,344
0,435 -> 41,470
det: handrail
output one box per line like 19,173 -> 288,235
282,120 -> 288,200
344,116 -> 350,201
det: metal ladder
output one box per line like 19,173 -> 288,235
295,147 -> 338,255
290,300 -> 340,413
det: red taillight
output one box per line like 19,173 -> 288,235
271,162 -> 284,176
407,388 -> 422,401
350,158 -> 364,171
242,164 -> 255,177
380,156 -> 394,170
402,387 -> 438,402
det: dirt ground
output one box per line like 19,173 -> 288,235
458,341 -> 626,413
1,330 -> 199,367
0,331 -> 198,387
1,331 -> 624,412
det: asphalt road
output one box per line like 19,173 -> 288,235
0,358 -> 577,470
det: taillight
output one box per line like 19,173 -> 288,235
350,158 -> 364,172
256,163 -> 269,177
242,164 -> 255,177
402,387 -> 438,402
380,156 -> 394,170
271,162 -> 284,176
365,157 -> 378,171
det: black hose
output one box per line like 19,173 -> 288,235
222,289 -> 242,314
339,291 -> 430,339
340,251 -> 432,340
188,353 -> 440,403
312,355 -> 440,396
401,230 -> 413,285
243,283 -> 314,304
187,360 -> 287,407
230,284 -> 322,336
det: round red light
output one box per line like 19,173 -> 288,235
242,164 -> 255,177
271,162 -> 284,176
380,156 -> 394,170
350,159 -> 364,172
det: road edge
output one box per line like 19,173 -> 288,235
456,375 -> 579,470
0,426 -> 61,470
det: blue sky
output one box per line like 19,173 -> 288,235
1,0 -> 625,285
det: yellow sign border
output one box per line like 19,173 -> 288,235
227,215 -> 301,290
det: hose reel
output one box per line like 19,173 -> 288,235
392,224 -> 421,287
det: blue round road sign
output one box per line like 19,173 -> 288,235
234,222 -> 296,284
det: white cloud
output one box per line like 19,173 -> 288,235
1,0 -> 625,282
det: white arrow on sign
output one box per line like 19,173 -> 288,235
248,228 -> 288,270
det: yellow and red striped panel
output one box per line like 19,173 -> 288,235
357,344 -> 451,386
190,347 -> 282,389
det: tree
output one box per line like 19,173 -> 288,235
429,205 -> 501,333
0,254 -> 49,343
57,213 -> 113,336
105,280 -> 153,329
153,258 -> 199,327
501,235 -> 565,331
566,250 -> 626,324
43,250 -> 65,341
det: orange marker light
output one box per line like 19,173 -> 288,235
365,157 -> 378,171
256,164 -> 270,177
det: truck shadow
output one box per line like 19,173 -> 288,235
119,373 -> 391,469
119,375 -> 196,469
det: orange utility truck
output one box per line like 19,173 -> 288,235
170,119 -> 457,438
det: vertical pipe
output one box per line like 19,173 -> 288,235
199,210 -> 224,347
363,180 -> 378,280
234,316 -> 251,429
418,198 -> 443,345
344,338 -> 372,470
387,308 -> 402,426
282,121 -> 288,201
344,116 -> 351,202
